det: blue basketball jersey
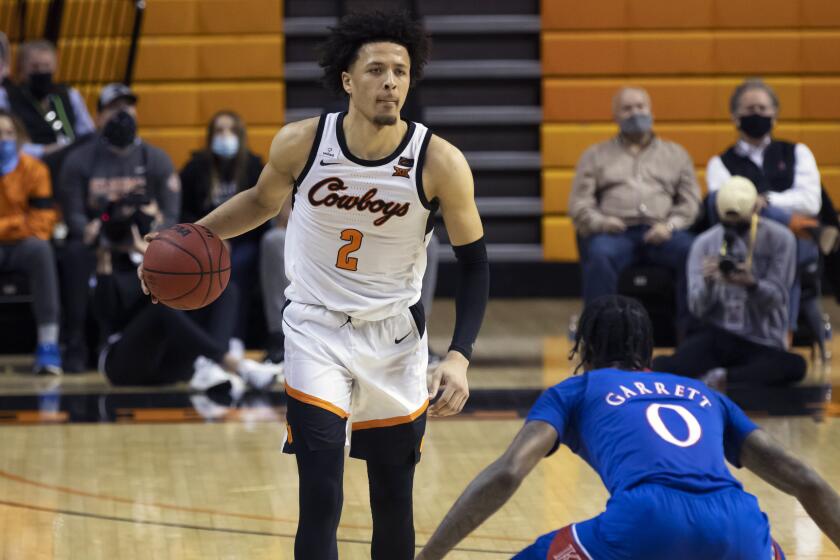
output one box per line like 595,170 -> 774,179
527,368 -> 759,495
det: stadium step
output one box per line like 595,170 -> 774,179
284,14 -> 540,35
284,59 -> 542,81
285,0 -> 538,18
438,243 -> 544,263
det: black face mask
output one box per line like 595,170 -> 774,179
724,221 -> 751,236
102,110 -> 137,148
27,72 -> 54,100
738,114 -> 773,139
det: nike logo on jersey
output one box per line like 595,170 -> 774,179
308,177 -> 410,226
394,332 -> 412,344
319,160 -> 341,166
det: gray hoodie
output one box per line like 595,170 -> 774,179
687,218 -> 796,349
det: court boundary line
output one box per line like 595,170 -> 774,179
0,468 -> 533,545
0,498 -> 519,555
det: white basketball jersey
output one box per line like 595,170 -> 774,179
284,112 -> 435,321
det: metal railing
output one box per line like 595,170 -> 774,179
1,0 -> 144,89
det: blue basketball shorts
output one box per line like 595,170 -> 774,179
513,484 -> 786,560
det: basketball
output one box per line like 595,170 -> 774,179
142,223 -> 230,310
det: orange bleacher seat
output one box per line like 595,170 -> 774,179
55,38 -> 130,83
542,168 -> 709,215
141,125 -> 277,169
134,82 -> 287,128
542,32 -> 840,76
543,216 -> 579,262
542,0 -> 840,30
543,78 -> 840,123
134,36 -> 282,81
143,0 -> 200,36
75,84 -> 294,129
541,169 -> 574,214
143,0 -> 282,36
542,123 -> 840,168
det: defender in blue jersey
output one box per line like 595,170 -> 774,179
417,296 -> 840,560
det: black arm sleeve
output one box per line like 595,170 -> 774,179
448,237 -> 489,361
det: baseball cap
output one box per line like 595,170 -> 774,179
716,176 -> 758,221
98,83 -> 137,111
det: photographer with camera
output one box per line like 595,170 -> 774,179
56,83 -> 181,371
653,176 -> 806,389
93,200 -> 281,392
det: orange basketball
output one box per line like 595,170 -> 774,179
142,224 -> 230,310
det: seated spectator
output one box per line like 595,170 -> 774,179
259,203 -> 442,365
706,78 -> 825,349
0,109 -> 61,374
93,201 -> 281,392
0,32 -> 10,105
569,86 -> 701,330
706,78 -> 821,232
56,83 -> 181,372
179,111 -> 266,356
653,176 -> 806,389
6,40 -> 95,158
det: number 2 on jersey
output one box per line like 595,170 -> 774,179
336,229 -> 364,271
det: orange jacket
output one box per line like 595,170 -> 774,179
0,153 -> 57,241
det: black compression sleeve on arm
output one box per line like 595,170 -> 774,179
448,236 -> 489,361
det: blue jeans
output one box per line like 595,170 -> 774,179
579,225 -> 694,322
230,236 -> 261,340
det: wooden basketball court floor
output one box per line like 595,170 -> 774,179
1,299 -> 840,559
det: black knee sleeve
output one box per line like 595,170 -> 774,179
295,446 -> 345,560
367,462 -> 416,560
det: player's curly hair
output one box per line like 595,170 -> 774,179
569,295 -> 653,374
317,10 -> 430,97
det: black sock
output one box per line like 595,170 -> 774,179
295,446 -> 345,560
367,461 -> 416,560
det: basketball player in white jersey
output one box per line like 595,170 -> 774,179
139,11 -> 488,560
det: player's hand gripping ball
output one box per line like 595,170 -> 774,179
141,223 -> 230,310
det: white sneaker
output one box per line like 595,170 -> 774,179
237,359 -> 283,391
189,394 -> 230,420
191,356 -> 247,401
229,338 -> 245,361
190,356 -> 233,392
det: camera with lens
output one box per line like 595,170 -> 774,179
99,191 -> 153,248
718,228 -> 745,276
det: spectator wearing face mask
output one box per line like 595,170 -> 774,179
55,83 -> 181,372
706,79 -> 821,231
569,86 -> 701,328
0,109 -> 61,374
5,40 -> 95,158
0,32 -> 11,101
706,78 -> 828,351
179,111 -> 266,357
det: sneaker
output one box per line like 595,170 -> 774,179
191,356 -> 248,401
228,338 -> 245,361
190,356 -> 233,392
189,394 -> 231,420
237,359 -> 283,391
63,337 -> 88,373
34,343 -> 63,376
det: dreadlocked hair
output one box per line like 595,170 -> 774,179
569,295 -> 654,374
317,10 -> 430,97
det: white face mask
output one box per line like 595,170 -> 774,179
211,134 -> 239,158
